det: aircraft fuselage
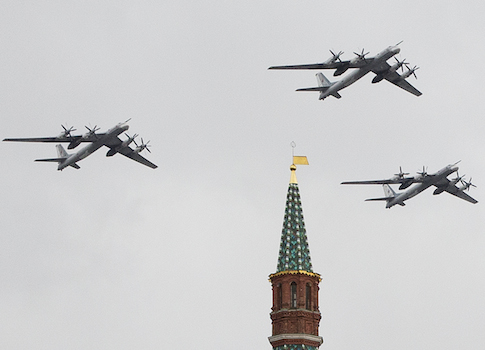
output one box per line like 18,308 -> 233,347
58,122 -> 129,170
321,45 -> 400,100
386,164 -> 459,208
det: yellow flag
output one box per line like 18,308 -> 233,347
293,156 -> 309,165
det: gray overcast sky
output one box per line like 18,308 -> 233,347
1,1 -> 484,349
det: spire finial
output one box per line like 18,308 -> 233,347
290,141 -> 297,183
289,141 -> 308,184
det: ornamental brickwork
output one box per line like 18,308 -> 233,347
269,271 -> 322,348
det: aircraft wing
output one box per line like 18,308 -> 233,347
371,62 -> 422,96
268,58 -> 373,70
342,177 -> 415,185
384,72 -> 422,96
269,62 -> 346,70
116,146 -> 158,169
433,180 -> 478,204
446,189 -> 478,204
3,134 -> 106,143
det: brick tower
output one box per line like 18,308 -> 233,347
268,162 -> 323,350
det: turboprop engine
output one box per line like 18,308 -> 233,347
133,138 -> 151,154
334,63 -> 349,76
327,50 -> 343,64
106,133 -> 138,157
433,187 -> 446,195
68,125 -> 100,149
458,178 -> 476,192
398,179 -> 414,190
400,65 -> 419,80
372,58 -> 407,83
433,173 -> 466,195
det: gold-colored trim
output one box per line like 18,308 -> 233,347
289,164 -> 298,184
269,270 -> 322,281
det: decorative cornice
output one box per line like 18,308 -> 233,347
270,308 -> 322,319
268,333 -> 323,346
269,270 -> 321,281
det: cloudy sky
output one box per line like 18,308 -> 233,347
1,1 -> 484,349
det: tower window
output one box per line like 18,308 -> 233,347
274,283 -> 282,310
306,283 -> 312,310
278,284 -> 282,310
290,282 -> 297,308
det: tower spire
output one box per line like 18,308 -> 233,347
268,157 -> 323,350
278,156 -> 311,273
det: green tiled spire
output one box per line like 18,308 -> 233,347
276,166 -> 313,273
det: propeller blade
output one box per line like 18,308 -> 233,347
124,133 -> 138,141
394,57 -> 407,72
353,48 -> 369,60
417,166 -> 427,177
409,66 -> 419,79
133,137 -> 151,153
329,50 -> 343,62
462,178 -> 476,191
85,125 -> 100,133
60,125 -> 76,137
142,140 -> 151,153
394,166 -> 409,178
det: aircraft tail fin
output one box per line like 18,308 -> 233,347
296,73 -> 334,92
383,184 -> 397,198
34,144 -> 80,169
316,73 -> 333,88
365,185 -> 404,207
316,73 -> 341,98
296,73 -> 340,100
56,144 -> 69,158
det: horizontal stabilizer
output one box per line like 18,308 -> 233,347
296,87 -> 327,92
35,158 -> 66,163
365,197 -> 394,202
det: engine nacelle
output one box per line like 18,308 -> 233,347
401,71 -> 411,79
399,180 -> 413,190
372,75 -> 385,83
68,139 -> 82,149
334,65 -> 349,76
106,138 -> 135,157
433,187 -> 446,195
106,148 -> 119,157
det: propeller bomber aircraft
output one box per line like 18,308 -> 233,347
268,42 -> 421,100
3,120 -> 157,170
341,162 -> 477,208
